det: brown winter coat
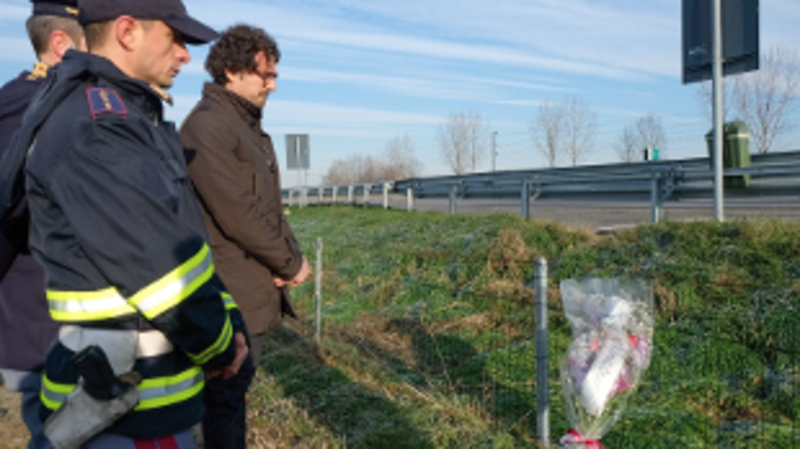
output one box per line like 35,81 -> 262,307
180,82 -> 302,335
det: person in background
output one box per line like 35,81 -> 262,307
0,1 -> 84,447
180,24 -> 311,449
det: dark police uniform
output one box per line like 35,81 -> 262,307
0,49 -> 246,440
0,61 -> 55,389
0,2 -> 80,448
0,0 -> 82,391
0,57 -> 58,449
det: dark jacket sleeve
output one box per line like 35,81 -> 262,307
44,120 -> 237,369
0,202 -> 25,279
180,113 -> 303,281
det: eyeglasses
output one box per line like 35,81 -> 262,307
252,69 -> 278,83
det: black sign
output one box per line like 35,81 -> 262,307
682,0 -> 759,84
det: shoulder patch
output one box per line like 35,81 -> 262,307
86,88 -> 128,120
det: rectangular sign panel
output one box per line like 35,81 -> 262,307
285,134 -> 310,170
682,0 -> 759,84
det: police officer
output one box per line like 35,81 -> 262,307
0,0 -> 249,447
0,2 -> 84,448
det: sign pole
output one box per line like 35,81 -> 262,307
712,0 -> 724,222
295,138 -> 301,189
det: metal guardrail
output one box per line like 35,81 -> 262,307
283,151 -> 800,222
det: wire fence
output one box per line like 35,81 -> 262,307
305,248 -> 800,447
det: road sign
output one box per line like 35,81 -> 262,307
285,134 -> 310,170
682,0 -> 759,84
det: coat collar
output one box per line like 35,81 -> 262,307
58,50 -> 171,120
201,82 -> 262,129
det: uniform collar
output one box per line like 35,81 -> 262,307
59,51 -> 171,118
26,61 -> 50,81
202,82 -> 262,129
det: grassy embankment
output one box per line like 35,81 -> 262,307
245,207 -> 800,448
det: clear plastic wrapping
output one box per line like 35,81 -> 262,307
558,278 -> 654,448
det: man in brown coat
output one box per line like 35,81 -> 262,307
179,25 -> 310,449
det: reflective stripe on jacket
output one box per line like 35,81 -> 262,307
0,51 -> 247,439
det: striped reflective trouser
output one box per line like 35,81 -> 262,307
40,326 -> 205,414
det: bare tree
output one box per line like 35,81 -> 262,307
359,156 -> 382,183
733,46 -> 799,154
530,99 -> 566,168
563,96 -> 597,166
438,111 -> 487,174
694,46 -> 799,154
383,134 -> 423,180
323,155 -> 377,185
323,159 -> 353,185
614,114 -> 668,163
615,125 -> 639,163
635,113 -> 668,156
695,77 -> 735,124
322,135 -> 423,185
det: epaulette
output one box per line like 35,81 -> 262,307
26,62 -> 49,81
86,87 -> 127,120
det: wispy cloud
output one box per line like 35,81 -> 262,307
281,67 -> 493,101
263,100 -> 443,128
0,2 -> 30,22
189,0 -> 651,81
0,37 -> 34,63
493,99 -> 545,108
280,67 -> 573,102
275,0 -> 680,78
168,94 -> 445,139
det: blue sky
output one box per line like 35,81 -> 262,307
1,0 -> 798,186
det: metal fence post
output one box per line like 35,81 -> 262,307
301,188 -> 307,209
315,238 -> 323,344
383,183 -> 390,209
535,258 -> 549,447
364,184 -> 371,207
318,187 -> 324,205
521,181 -> 531,219
288,190 -> 294,208
651,173 -> 661,223
407,187 -> 415,212
332,186 -> 338,204
448,185 -> 457,215
347,185 -> 354,206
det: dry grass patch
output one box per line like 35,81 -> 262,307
653,279 -> 678,321
481,280 -> 535,306
487,229 -> 531,281
0,388 -> 27,449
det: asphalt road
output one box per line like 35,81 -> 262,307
409,197 -> 800,230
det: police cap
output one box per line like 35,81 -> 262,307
31,0 -> 80,19
77,0 -> 218,45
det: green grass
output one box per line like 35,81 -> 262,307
247,206 -> 800,448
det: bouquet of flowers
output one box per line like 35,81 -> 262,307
558,278 -> 654,449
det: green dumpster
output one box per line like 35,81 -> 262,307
705,120 -> 752,189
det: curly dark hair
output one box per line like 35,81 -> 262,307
205,24 -> 281,85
